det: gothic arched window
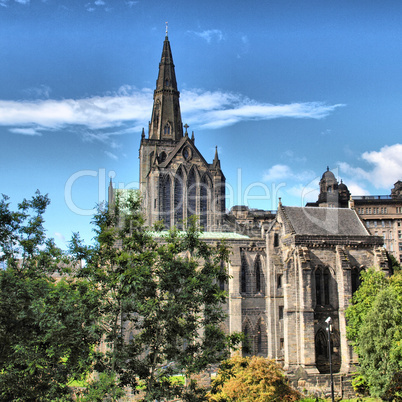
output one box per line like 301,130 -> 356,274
159,174 -> 171,228
187,168 -> 197,222
255,254 -> 262,293
324,268 -> 330,305
164,123 -> 171,135
241,252 -> 248,294
315,267 -> 322,306
200,175 -> 211,231
174,168 -> 184,229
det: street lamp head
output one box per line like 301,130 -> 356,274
325,316 -> 332,325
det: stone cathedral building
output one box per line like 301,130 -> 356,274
110,33 -> 390,396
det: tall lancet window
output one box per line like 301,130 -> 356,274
255,254 -> 262,293
174,167 -> 184,229
241,252 -> 248,294
159,174 -> 171,229
200,175 -> 211,231
187,168 -> 197,223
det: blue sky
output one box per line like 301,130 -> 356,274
1,0 -> 402,248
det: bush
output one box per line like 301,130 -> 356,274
208,355 -> 300,402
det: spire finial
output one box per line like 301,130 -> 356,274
184,123 -> 189,135
165,21 -> 168,37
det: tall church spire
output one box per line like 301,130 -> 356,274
148,32 -> 183,141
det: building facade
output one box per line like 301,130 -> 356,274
110,34 -> 391,396
308,170 -> 402,263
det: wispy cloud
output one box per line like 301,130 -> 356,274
1,86 -> 343,143
188,29 -> 224,43
105,150 -> 118,160
339,143 -> 402,189
9,127 -> 42,136
262,164 -> 315,183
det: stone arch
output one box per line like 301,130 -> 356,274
255,317 -> 267,356
315,328 -> 329,373
242,318 -> 253,356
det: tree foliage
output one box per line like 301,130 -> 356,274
69,191 -> 239,401
208,354 -> 300,402
0,192 -> 101,401
346,268 -> 402,399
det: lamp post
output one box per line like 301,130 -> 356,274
325,316 -> 335,402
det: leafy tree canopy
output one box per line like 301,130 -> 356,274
0,192 -> 101,401
69,191 -> 240,401
346,267 -> 402,399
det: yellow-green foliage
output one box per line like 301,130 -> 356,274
208,355 -> 300,402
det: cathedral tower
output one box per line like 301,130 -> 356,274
139,33 -> 225,230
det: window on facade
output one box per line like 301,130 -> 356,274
279,306 -> 284,320
398,220 -> 401,227
241,253 -> 247,293
366,221 -> 370,228
280,338 -> 284,350
324,268 -> 330,305
164,123 -> 171,135
243,324 -> 251,355
399,243 -> 402,252
374,221 -> 377,227
255,255 -> 262,293
399,230 -> 402,240
382,220 -> 385,227
315,267 -> 331,307
257,324 -> 262,354
277,274 -> 282,289
315,268 -> 322,305
274,233 -> 279,247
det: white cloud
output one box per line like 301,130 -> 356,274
54,232 -> 66,243
347,182 -> 370,196
15,0 -> 29,3
9,127 -> 42,136
105,150 -> 118,160
1,87 -> 343,143
94,0 -> 105,5
189,29 -> 224,43
262,164 -> 316,183
339,144 -> 402,189
263,164 -> 293,182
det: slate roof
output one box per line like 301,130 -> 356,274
282,206 -> 369,236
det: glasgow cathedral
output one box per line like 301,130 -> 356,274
109,33 -> 401,396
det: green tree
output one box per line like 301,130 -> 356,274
208,354 -> 300,402
345,268 -> 388,356
346,268 -> 402,399
358,287 -> 402,398
70,192 -> 239,401
0,192 -> 101,401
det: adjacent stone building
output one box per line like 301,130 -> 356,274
307,169 -> 402,263
109,33 -> 390,397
